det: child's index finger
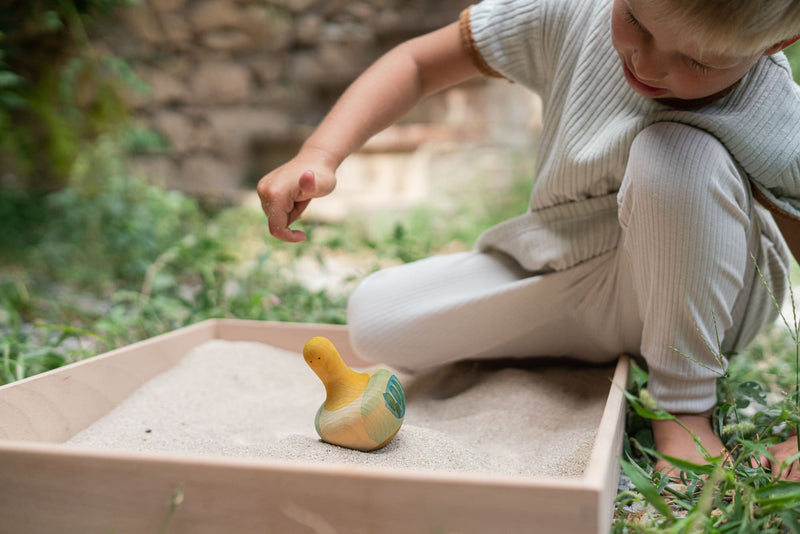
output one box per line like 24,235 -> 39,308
269,217 -> 307,242
266,196 -> 307,243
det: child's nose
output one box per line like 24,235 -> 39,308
631,49 -> 667,82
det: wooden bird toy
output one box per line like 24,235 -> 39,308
303,336 -> 405,451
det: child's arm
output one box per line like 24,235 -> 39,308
257,21 -> 481,242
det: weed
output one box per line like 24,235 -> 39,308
0,320 -> 100,386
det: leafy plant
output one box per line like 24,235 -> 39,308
0,0 -> 141,190
0,310 -> 102,386
616,380 -> 800,533
28,136 -> 202,289
785,41 -> 800,83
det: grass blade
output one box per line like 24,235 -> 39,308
637,446 -> 717,477
619,456 -> 675,523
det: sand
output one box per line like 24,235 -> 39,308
65,340 -> 612,478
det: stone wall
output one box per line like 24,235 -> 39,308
94,0 -> 541,210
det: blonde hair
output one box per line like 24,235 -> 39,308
644,0 -> 800,57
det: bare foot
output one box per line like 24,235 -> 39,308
761,433 -> 800,481
653,413 -> 800,481
651,412 -> 724,478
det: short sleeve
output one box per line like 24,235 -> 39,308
459,7 -> 504,79
460,0 -> 550,92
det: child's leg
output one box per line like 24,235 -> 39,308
347,247 -> 637,372
619,122 -> 789,469
619,122 -> 787,413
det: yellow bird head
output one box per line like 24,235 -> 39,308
303,336 -> 371,412
303,336 -> 346,383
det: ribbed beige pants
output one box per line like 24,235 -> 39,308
348,123 -> 790,413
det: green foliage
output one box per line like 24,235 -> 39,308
0,279 -> 100,385
617,394 -> 800,532
0,323 -> 100,386
0,189 -> 48,258
315,157 -> 532,264
90,234 -> 348,348
31,137 -> 201,288
0,0 -> 141,189
786,42 -> 800,83
616,370 -> 800,532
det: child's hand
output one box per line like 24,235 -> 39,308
256,157 -> 336,242
761,434 -> 800,481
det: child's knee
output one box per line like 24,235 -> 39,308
620,122 -> 749,228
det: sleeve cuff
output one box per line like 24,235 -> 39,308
645,367 -> 719,414
459,6 -> 505,79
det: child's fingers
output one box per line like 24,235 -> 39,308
287,198 -> 312,227
256,172 -> 307,242
266,200 -> 307,242
777,455 -> 800,481
260,188 -> 308,242
757,453 -> 780,478
281,171 -> 321,236
257,167 -> 335,242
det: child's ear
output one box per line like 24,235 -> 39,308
764,34 -> 800,55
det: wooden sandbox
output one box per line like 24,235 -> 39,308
0,319 -> 628,534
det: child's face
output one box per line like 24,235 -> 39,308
611,0 -> 764,102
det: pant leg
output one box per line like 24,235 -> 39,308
617,122 -> 789,413
347,241 -> 644,372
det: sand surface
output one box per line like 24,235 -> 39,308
66,340 -> 612,478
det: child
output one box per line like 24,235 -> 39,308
257,0 -> 800,479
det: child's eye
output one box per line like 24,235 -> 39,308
683,56 -> 712,73
624,10 -> 645,31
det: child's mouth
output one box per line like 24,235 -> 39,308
622,62 -> 668,98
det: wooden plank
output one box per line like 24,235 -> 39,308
0,442 -> 599,534
582,355 -> 629,534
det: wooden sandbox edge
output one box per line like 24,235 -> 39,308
581,354 -> 630,533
